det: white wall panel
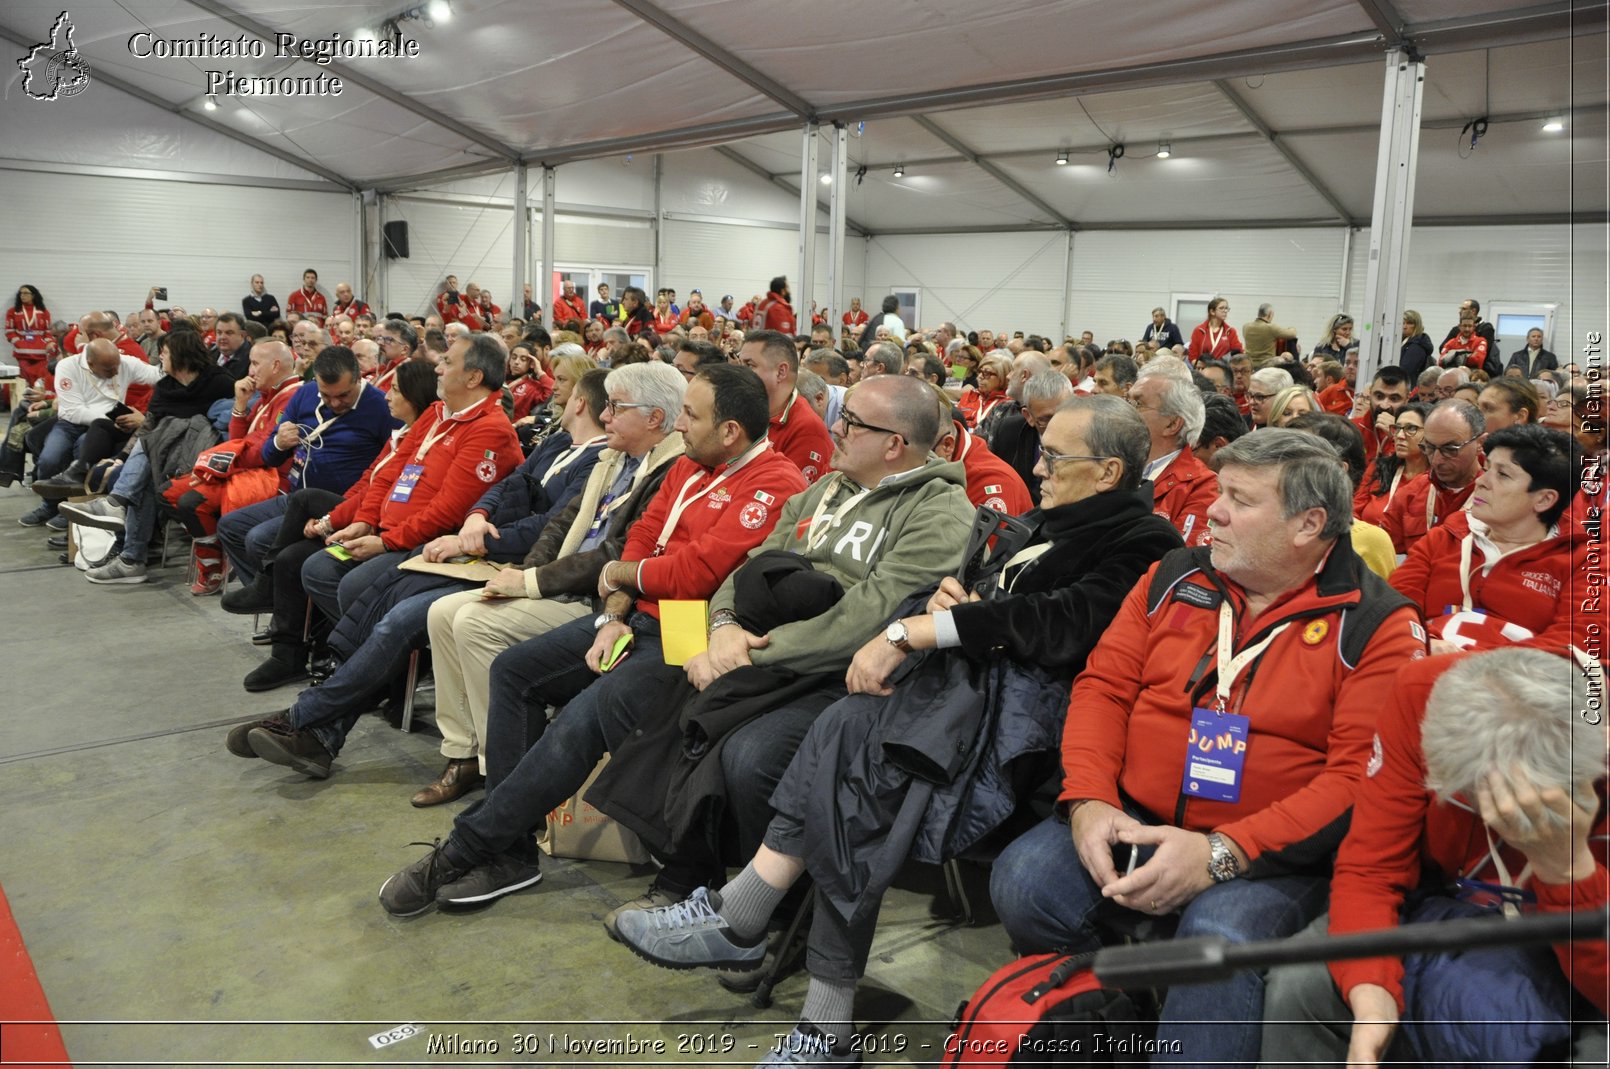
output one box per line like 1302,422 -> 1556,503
0,170 -> 353,325
659,220 -> 864,318
381,198 -> 655,318
861,232 -> 1074,338
1345,223 -> 1608,363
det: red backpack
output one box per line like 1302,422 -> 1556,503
944,951 -> 1155,1067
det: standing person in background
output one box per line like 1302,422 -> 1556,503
6,284 -> 52,384
1312,313 -> 1355,363
841,296 -> 868,331
242,275 -> 279,329
1399,310 -> 1434,382
286,269 -> 327,326
1187,297 -> 1241,362
552,280 -> 587,326
590,282 -> 618,323
1439,311 -> 1490,372
1242,303 -> 1299,368
1142,307 -> 1185,351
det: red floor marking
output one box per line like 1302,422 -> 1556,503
0,882 -> 71,1067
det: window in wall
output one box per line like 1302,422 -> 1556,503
1489,302 -> 1558,358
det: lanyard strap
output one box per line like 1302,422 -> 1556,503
774,388 -> 799,427
1001,543 -> 1052,593
412,408 -> 453,464
1427,480 -> 1471,531
249,380 -> 302,435
540,434 -> 607,488
1215,601 -> 1292,712
1483,828 -> 1532,920
805,473 -> 872,552
1457,534 -> 1477,613
655,437 -> 771,552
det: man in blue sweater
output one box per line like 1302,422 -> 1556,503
215,347 -> 396,604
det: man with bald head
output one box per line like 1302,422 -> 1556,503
1382,399 -> 1486,556
331,282 -> 370,321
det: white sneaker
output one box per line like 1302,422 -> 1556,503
86,556 -> 147,585
60,496 -> 126,531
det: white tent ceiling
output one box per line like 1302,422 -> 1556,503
2,0 -> 1604,232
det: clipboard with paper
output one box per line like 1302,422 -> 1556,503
397,554 -> 509,582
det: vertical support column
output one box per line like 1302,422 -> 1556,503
1060,229 -> 1076,343
352,191 -> 367,313
512,161 -> 529,327
376,195 -> 389,314
825,123 -> 849,333
796,122 -> 819,330
540,166 -> 557,333
653,154 -> 664,295
1358,48 -> 1425,388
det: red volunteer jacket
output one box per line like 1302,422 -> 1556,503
331,298 -> 371,320
755,291 -> 796,335
651,310 -> 680,335
1439,332 -> 1488,371
287,288 -> 327,324
679,307 -> 714,330
5,306 -> 52,359
1317,382 -> 1353,415
435,293 -> 485,331
621,448 -> 807,620
509,373 -> 553,420
330,396 -> 522,551
1187,323 -> 1242,362
229,377 -> 303,487
770,390 -> 835,485
1353,412 -> 1394,465
842,309 -> 869,329
1389,512 -> 1586,652
1151,446 -> 1216,547
1353,460 -> 1419,528
1328,652 -> 1608,1014
1381,471 -> 1478,556
1061,547 -> 1424,869
952,422 -> 1032,515
553,294 -> 588,324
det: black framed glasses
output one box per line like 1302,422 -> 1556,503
837,408 -> 907,444
1419,433 -> 1480,459
1246,391 -> 1277,403
1040,447 -> 1113,470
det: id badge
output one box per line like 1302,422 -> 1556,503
390,463 -> 425,503
1182,707 -> 1249,804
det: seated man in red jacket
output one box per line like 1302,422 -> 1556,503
988,429 -> 1425,1067
1382,399 -> 1484,556
376,362 -> 809,916
1262,648 -> 1606,1067
1130,355 -> 1215,546
737,330 -> 835,484
243,333 -> 522,691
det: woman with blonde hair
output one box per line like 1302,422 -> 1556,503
1266,384 -> 1321,427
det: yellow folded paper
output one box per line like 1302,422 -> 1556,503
659,599 -> 709,666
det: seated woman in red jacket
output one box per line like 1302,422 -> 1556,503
957,350 -> 1009,428
1261,647 -> 1607,1068
1390,424 -> 1584,653
1355,402 -> 1430,526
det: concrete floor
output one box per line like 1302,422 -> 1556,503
0,482 -> 1013,1067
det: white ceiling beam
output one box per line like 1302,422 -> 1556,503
1354,0 -> 1409,47
1215,80 -> 1355,224
182,0 -> 520,162
712,145 -> 871,237
912,115 -> 1074,228
0,22 -> 356,189
371,158 -> 514,193
607,0 -> 814,118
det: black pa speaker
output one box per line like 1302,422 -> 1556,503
383,220 -> 410,260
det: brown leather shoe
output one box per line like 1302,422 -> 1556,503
411,758 -> 484,807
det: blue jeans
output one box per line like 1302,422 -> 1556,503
37,419 -> 88,478
298,546 -> 407,621
991,815 -> 1329,1068
450,612 -> 673,866
291,586 -> 459,757
112,446 -> 157,562
218,495 -> 288,581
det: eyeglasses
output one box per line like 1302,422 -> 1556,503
1246,391 -> 1276,403
606,399 -> 655,416
1392,424 -> 1424,437
1419,433 -> 1480,459
837,408 -> 907,443
1040,446 -> 1113,471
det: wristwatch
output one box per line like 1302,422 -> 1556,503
884,620 -> 913,652
1206,832 -> 1241,883
593,612 -> 624,631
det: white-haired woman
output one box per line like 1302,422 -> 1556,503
1262,647 -> 1607,1067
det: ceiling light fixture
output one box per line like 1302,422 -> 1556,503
427,0 -> 453,22
892,164 -> 905,178
1056,150 -> 1069,166
355,25 -> 378,41
1156,141 -> 1172,158
1542,115 -> 1564,132
820,173 -> 832,184
202,96 -> 218,111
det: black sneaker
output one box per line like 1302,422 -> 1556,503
435,853 -> 543,909
247,725 -> 333,778
244,650 -> 310,692
226,713 -> 291,758
378,839 -> 472,917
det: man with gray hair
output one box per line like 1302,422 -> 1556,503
1131,356 -> 1214,545
992,428 -> 1424,1067
994,368 -> 1073,497
1248,366 -> 1295,428
977,350 -> 1048,446
1242,303 -> 1299,368
1382,398 -> 1484,556
1093,352 -> 1139,397
600,326 -> 632,368
1435,365 -> 1470,401
860,340 -> 904,378
1262,647 -> 1607,1066
371,318 -> 418,391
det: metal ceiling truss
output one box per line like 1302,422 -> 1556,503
0,21 -> 357,189
1214,79 -> 1355,224
868,211 -> 1607,237
912,115 -> 1075,228
1353,0 -> 1409,47
711,146 -> 871,237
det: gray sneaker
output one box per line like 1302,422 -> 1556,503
603,882 -> 686,942
60,497 -> 126,531
435,853 -> 542,908
45,513 -> 67,531
85,556 -> 147,585
757,1024 -> 861,1067
378,839 -> 472,918
613,886 -> 765,971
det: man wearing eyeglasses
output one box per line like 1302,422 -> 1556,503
1382,399 -> 1486,557
737,330 -> 835,484
369,319 -> 418,392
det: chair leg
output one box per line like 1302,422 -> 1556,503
400,648 -> 420,733
752,891 -> 814,1010
943,858 -> 975,927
